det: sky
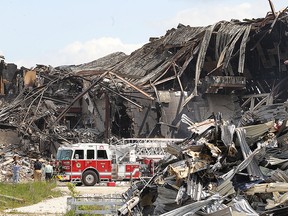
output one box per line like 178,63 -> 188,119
0,0 -> 287,68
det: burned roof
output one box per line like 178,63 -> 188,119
82,8 -> 287,105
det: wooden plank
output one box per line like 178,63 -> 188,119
0,194 -> 24,202
183,23 -> 218,107
223,26 -> 246,72
238,25 -> 251,73
246,182 -> 288,195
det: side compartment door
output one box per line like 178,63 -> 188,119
96,149 -> 112,179
71,149 -> 85,178
86,149 -> 96,168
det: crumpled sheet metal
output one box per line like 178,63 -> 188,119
236,128 -> 265,181
231,197 -> 259,216
159,194 -> 221,216
120,111 -> 288,215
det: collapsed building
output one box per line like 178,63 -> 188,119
1,2 -> 288,214
1,5 -> 288,156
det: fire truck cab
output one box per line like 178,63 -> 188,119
56,143 -> 140,186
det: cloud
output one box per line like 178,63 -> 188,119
52,37 -> 143,66
161,1 -> 274,28
15,37 -> 144,68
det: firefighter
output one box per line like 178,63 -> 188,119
139,185 -> 158,216
33,159 -> 42,181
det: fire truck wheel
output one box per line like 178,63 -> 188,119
82,170 -> 98,186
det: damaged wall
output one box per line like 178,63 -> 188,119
0,128 -> 20,146
206,94 -> 242,121
0,6 -> 288,160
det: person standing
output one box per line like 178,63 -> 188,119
44,161 -> 54,181
33,159 -> 42,181
12,161 -> 21,183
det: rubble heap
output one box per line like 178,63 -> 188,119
119,113 -> 288,215
0,154 -> 46,183
0,65 -> 105,156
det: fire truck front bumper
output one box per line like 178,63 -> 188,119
56,174 -> 71,181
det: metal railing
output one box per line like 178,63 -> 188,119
67,194 -> 124,215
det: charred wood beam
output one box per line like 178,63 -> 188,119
147,76 -> 176,88
137,61 -> 172,87
268,0 -> 276,18
0,86 -> 45,120
41,96 -> 70,104
250,30 -> 269,51
108,73 -> 121,92
150,63 -> 172,86
22,88 -> 45,124
173,63 -> 184,95
99,83 -> 143,109
53,71 -> 108,124
108,71 -> 155,100
207,63 -> 223,76
150,82 -> 160,102
269,11 -> 281,34
178,44 -> 200,77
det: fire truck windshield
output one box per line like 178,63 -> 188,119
56,149 -> 73,160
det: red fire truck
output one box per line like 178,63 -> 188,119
55,138 -> 184,186
55,142 -> 140,186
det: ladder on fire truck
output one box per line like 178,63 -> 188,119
111,138 -> 184,160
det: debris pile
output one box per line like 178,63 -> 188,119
0,155 -> 33,182
0,2 -> 287,197
119,113 -> 288,215
0,64 -> 106,156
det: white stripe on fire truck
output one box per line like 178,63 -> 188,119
67,172 -> 113,176
124,172 -> 138,175
65,172 -> 81,176
99,172 -> 112,175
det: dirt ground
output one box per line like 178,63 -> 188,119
2,182 -> 130,216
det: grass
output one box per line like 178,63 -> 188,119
64,204 -> 104,216
0,180 -> 62,211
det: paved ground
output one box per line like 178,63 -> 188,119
2,182 -> 130,216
